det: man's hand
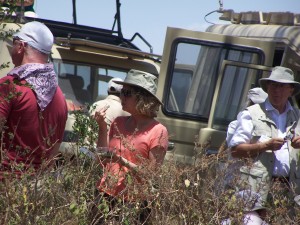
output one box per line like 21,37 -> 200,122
232,137 -> 285,158
291,136 -> 300,149
264,137 -> 285,151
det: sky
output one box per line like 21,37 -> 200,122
34,0 -> 300,55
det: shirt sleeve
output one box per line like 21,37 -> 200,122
149,124 -> 169,151
0,77 -> 14,119
229,110 -> 254,147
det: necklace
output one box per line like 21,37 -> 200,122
126,116 -> 154,132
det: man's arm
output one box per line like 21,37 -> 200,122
231,137 -> 285,158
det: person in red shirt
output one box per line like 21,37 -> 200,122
94,69 -> 169,223
0,21 -> 67,179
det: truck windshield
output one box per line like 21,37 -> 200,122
164,40 -> 264,124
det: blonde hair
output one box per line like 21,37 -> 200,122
133,87 -> 160,117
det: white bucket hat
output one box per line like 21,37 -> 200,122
113,69 -> 162,104
107,77 -> 123,94
247,88 -> 268,104
259,66 -> 300,95
13,21 -> 53,54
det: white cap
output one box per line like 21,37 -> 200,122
107,77 -> 124,94
247,87 -> 268,104
13,21 -> 53,54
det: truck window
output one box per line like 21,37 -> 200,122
96,68 -> 127,100
212,65 -> 270,129
53,60 -> 128,109
164,40 -> 264,121
54,61 -> 92,107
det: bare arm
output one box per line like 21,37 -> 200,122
149,146 -> 166,167
116,146 -> 166,170
231,137 -> 285,158
94,107 -> 109,147
97,126 -> 108,147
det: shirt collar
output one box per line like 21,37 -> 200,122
264,98 -> 293,114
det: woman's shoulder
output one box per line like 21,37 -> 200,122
150,120 -> 168,133
113,116 -> 130,124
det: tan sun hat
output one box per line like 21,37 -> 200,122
259,66 -> 300,95
113,69 -> 162,104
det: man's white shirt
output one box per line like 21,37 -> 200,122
229,99 -> 293,177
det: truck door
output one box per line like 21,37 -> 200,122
199,61 -> 273,155
156,27 -> 276,164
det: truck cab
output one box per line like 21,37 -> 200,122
157,10 -> 300,164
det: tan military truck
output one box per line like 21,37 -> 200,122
157,10 -> 300,164
0,16 -> 161,154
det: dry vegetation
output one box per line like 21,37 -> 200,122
0,108 -> 300,225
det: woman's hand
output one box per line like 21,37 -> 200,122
94,105 -> 110,147
94,105 -> 109,129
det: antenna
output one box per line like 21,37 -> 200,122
219,0 -> 224,12
72,0 -> 77,25
112,0 -> 123,38
204,0 -> 224,24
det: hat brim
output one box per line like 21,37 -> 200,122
114,80 -> 163,105
259,78 -> 300,96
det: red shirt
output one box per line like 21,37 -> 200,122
0,76 -> 67,176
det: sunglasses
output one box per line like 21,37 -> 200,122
268,81 -> 293,89
13,37 -> 20,44
120,89 -> 134,97
13,37 -> 27,45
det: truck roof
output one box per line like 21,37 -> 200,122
22,17 -> 140,50
206,24 -> 300,55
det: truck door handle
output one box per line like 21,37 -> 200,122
168,142 -> 175,151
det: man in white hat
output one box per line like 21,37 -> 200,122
90,77 -> 130,130
226,87 -> 268,146
228,66 -> 300,224
0,21 -> 67,179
